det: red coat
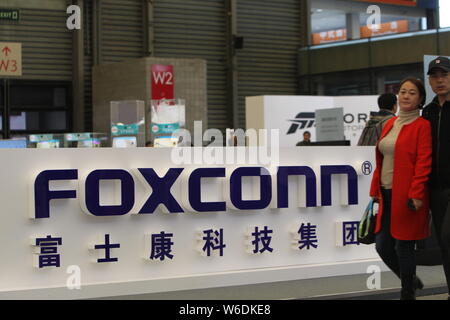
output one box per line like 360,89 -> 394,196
370,116 -> 432,240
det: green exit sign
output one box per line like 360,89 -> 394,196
0,9 -> 20,21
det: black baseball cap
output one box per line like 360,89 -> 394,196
427,56 -> 450,75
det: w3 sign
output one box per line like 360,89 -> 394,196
151,64 -> 174,100
0,42 -> 21,76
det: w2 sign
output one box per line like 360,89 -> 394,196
151,64 -> 174,100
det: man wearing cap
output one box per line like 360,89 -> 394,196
422,56 -> 450,299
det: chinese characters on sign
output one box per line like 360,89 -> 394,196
342,222 -> 360,246
94,234 -> 120,263
312,20 -> 409,45
297,223 -> 319,250
31,221 -> 360,268
250,226 -> 274,254
201,228 -> 226,257
33,235 -> 62,268
149,231 -> 174,261
336,221 -> 361,247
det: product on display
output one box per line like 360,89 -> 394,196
110,100 -> 146,147
64,133 -> 107,148
153,136 -> 179,147
150,99 -> 185,146
112,136 -> 137,148
27,134 -> 64,148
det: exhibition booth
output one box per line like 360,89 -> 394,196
0,145 -> 382,299
0,59 -> 387,299
246,95 -> 378,146
2,0 -> 449,301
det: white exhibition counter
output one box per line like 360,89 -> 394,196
0,146 -> 384,299
246,95 -> 379,146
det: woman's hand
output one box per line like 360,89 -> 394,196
412,199 -> 423,210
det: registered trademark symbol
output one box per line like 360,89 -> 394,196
361,161 -> 372,175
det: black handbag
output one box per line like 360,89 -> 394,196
358,199 -> 377,245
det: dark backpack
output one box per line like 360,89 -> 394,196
357,116 -> 392,146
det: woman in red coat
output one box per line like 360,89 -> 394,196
370,77 -> 432,300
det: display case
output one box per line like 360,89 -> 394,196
64,132 -> 108,148
150,99 -> 185,146
110,100 -> 145,148
27,134 -> 64,148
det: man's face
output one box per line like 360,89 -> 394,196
303,133 -> 311,141
428,69 -> 450,97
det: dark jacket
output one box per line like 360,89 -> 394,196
296,140 -> 311,146
357,109 -> 396,146
422,96 -> 450,189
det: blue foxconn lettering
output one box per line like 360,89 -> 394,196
32,165 -> 358,219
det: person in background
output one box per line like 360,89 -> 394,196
421,56 -> 450,300
370,77 -> 432,300
357,93 -> 397,146
296,131 -> 311,146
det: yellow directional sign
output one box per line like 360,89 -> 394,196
0,42 -> 22,76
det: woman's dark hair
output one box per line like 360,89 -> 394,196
398,77 -> 426,109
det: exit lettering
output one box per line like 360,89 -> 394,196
0,9 -> 19,21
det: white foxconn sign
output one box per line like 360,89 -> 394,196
0,147 -> 383,299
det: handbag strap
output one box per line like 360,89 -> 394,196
359,199 -> 374,236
